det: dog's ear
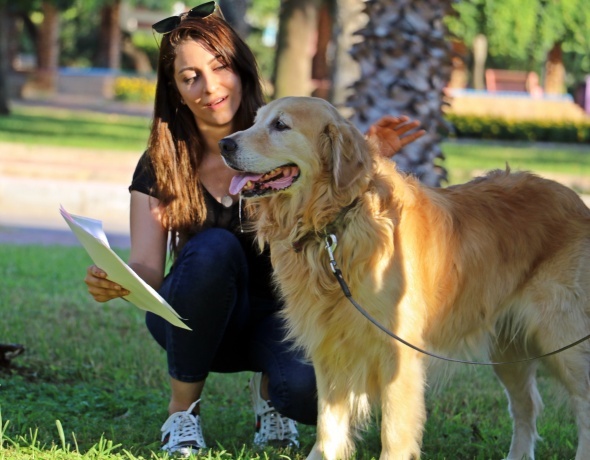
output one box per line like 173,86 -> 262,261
322,120 -> 371,190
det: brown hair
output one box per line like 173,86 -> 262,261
147,15 -> 265,256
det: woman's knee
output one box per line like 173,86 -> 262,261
270,364 -> 318,425
159,228 -> 248,317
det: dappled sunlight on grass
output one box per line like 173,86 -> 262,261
0,106 -> 150,152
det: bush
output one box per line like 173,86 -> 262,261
114,76 -> 156,103
445,113 -> 590,143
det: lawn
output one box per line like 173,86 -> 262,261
0,104 -> 586,459
0,105 -> 150,152
0,245 -> 579,459
442,139 -> 590,191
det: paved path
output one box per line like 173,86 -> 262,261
0,97 -> 154,248
0,141 -> 136,247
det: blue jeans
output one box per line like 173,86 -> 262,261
146,228 -> 317,425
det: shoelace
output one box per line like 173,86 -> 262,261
162,399 -> 206,448
259,408 -> 297,441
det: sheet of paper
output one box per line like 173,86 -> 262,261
60,206 -> 191,330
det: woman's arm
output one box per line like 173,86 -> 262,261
128,190 -> 169,290
84,191 -> 168,301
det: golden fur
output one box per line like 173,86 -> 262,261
221,97 -> 590,460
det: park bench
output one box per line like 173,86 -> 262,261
485,69 -> 533,93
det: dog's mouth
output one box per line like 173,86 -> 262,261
229,164 -> 300,197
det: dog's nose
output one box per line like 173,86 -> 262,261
219,138 -> 237,155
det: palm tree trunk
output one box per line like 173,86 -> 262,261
345,0 -> 453,186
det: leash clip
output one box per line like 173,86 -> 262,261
324,233 -> 338,273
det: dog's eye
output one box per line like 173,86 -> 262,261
273,119 -> 290,131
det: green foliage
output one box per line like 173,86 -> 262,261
60,2 -> 97,67
446,0 -> 590,83
244,0 -> 280,83
484,0 -> 541,63
445,112 -> 590,143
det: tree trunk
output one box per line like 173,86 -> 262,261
472,34 -> 487,91
544,42 -> 565,95
122,36 -> 152,74
273,0 -> 323,98
330,0 -> 367,109
311,1 -> 335,100
95,0 -> 122,70
0,8 -> 10,114
346,0 -> 453,186
35,0 -> 60,93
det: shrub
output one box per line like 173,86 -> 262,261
114,76 -> 156,103
445,113 -> 590,143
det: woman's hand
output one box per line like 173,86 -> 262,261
366,115 -> 426,158
84,265 -> 130,302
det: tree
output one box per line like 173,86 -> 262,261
0,3 -> 10,114
35,1 -> 61,91
445,0 -> 590,93
345,0 -> 453,187
95,0 -> 122,69
13,0 -> 75,95
272,0 -> 324,98
330,0 -> 368,107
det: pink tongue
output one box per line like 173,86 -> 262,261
269,169 -> 297,188
229,173 -> 264,195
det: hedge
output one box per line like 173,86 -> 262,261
114,76 -> 156,104
444,113 -> 590,143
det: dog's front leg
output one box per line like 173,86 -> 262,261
379,349 -> 426,459
307,371 -> 354,460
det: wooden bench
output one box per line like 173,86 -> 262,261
485,69 -> 532,93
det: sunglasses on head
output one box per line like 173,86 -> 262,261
152,1 -> 223,34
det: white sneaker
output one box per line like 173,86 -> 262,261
249,372 -> 300,448
160,399 -> 207,457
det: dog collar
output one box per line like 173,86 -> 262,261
291,198 -> 359,252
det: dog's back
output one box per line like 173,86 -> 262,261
401,168 -> 590,353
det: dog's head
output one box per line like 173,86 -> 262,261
220,97 -> 372,200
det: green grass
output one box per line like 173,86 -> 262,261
0,105 -> 150,152
0,245 -> 579,459
442,139 -> 590,187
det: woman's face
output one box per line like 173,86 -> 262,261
173,39 -> 242,131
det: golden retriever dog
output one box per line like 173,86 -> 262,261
219,96 -> 590,460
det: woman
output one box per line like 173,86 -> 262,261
84,2 -> 424,456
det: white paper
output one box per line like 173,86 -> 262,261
60,205 -> 191,330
